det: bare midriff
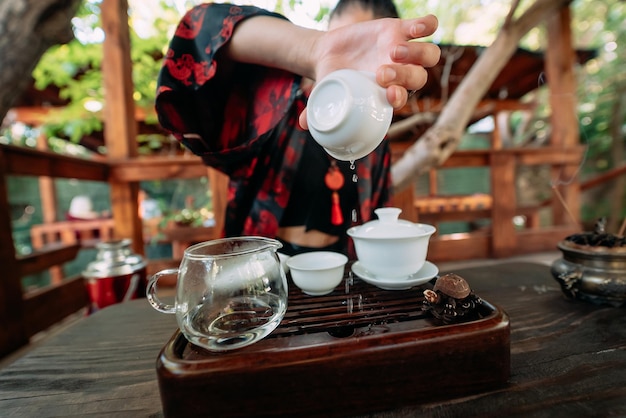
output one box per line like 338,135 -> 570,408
276,226 -> 339,248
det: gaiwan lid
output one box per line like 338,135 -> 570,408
347,207 -> 435,239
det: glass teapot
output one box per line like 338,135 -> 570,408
147,237 -> 288,352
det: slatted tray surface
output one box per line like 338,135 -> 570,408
247,273 -> 433,339
157,268 -> 510,418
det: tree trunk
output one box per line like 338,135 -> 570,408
391,0 -> 572,192
0,0 -> 81,121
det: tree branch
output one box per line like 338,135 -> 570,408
391,0 -> 572,192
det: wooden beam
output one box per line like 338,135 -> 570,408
390,146 -> 583,170
390,186 -> 418,223
515,145 -> 583,166
580,163 -> 626,191
418,209 -> 492,223
441,151 -> 491,168
36,134 -> 64,283
428,232 -> 491,262
101,0 -> 137,158
0,147 -> 29,357
545,6 -> 578,148
0,144 -> 108,180
35,136 -> 58,224
22,276 -> 89,338
101,0 -> 143,255
109,156 -> 207,182
17,243 -> 81,277
207,167 -> 229,238
514,225 -> 579,254
490,152 -> 517,258
545,6 -> 580,226
426,225 -> 578,264
8,105 -> 153,126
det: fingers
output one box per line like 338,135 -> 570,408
391,16 -> 441,68
377,15 -> 441,108
405,15 -> 439,40
377,65 -> 428,98
391,42 -> 441,68
298,109 -> 309,130
390,15 -> 441,69
386,85 -> 408,109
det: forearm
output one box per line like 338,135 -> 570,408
224,16 -> 321,80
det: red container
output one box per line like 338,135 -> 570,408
82,239 -> 146,313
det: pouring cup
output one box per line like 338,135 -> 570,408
147,237 -> 288,352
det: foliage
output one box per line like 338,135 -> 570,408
31,1 -> 104,143
573,1 -> 625,175
31,0 -> 175,147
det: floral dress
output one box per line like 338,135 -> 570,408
155,3 -> 392,253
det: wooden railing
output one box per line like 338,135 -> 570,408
390,144 -> 584,261
0,137 -> 601,361
0,144 -> 227,358
1,138 -> 590,359
29,219 -> 116,284
1,145 -> 109,356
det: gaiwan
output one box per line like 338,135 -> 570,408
347,207 -> 436,279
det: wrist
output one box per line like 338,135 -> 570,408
286,26 -> 322,80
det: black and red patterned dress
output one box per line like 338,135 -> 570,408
155,3 -> 392,255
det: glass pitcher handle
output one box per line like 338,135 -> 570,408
146,268 -> 178,313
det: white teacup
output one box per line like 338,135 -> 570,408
307,69 -> 393,161
287,251 -> 348,296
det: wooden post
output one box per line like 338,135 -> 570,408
545,5 -> 580,227
36,134 -> 63,283
390,186 -> 418,223
490,152 -> 517,257
207,167 -> 230,239
101,0 -> 144,255
0,147 -> 29,357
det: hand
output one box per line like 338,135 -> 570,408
299,15 -> 440,130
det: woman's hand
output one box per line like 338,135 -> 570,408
299,15 -> 440,129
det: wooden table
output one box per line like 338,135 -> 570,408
1,262 -> 624,417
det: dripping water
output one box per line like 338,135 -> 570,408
349,159 -> 358,223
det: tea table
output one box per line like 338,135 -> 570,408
0,262 -> 624,417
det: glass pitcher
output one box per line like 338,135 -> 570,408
147,237 -> 288,352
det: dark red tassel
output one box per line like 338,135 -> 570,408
331,192 -> 343,225
325,161 -> 345,226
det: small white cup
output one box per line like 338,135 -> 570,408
307,69 -> 393,161
287,251 -> 348,296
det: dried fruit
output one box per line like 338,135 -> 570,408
433,273 -> 471,299
422,273 -> 482,324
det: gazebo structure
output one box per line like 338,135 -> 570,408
0,1 -> 591,357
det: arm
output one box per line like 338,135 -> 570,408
223,14 -> 441,124
224,16 -> 320,81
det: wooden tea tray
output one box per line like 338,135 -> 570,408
156,268 -> 510,418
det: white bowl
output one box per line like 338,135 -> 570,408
286,251 -> 348,296
347,208 -> 436,279
307,69 -> 393,161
